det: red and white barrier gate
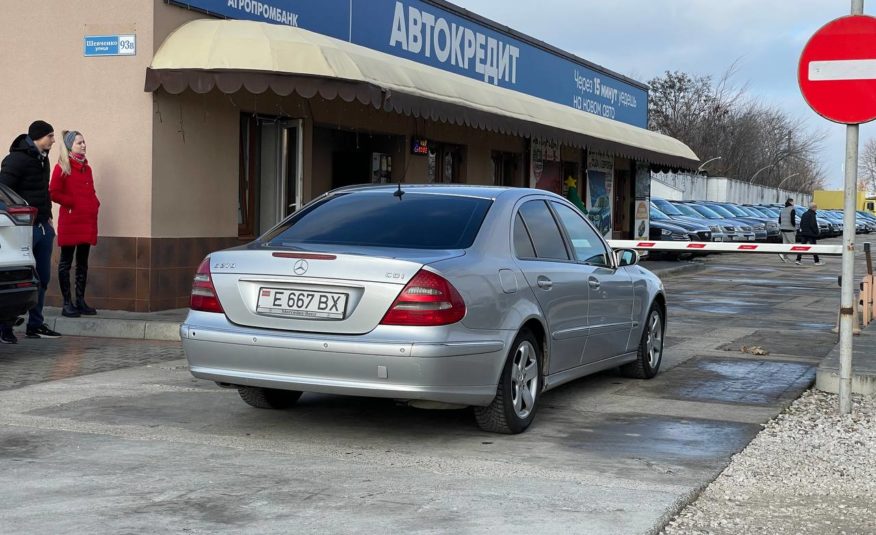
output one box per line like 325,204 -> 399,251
607,240 -> 844,256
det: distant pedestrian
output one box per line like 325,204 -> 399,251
0,121 -> 62,339
778,198 -> 797,263
796,202 -> 824,266
50,130 -> 100,317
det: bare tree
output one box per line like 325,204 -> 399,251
860,138 -> 876,193
648,67 -> 827,193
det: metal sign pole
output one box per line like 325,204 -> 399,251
839,0 -> 864,416
839,124 -> 858,415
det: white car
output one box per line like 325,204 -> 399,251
0,183 -> 38,325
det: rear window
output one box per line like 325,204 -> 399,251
262,191 -> 492,250
0,183 -> 24,206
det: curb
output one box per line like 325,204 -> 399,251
44,315 -> 182,342
815,324 -> 876,397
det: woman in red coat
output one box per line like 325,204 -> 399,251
50,130 -> 100,317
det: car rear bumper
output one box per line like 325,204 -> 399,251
0,267 -> 38,322
181,311 -> 507,406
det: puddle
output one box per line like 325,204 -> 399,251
564,414 -> 758,462
620,357 -> 815,406
710,266 -> 774,273
797,322 -> 834,330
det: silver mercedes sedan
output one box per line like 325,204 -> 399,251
181,185 -> 666,434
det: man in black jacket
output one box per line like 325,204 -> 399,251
796,202 -> 824,266
0,121 -> 62,340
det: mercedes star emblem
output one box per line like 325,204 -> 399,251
293,259 -> 309,275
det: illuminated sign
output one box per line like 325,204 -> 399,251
411,137 -> 430,155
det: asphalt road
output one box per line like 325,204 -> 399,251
0,237 -> 866,534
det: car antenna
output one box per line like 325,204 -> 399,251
393,182 -> 405,199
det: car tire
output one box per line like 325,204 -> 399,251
474,329 -> 542,434
621,304 -> 665,379
237,386 -> 302,409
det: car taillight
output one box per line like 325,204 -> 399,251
380,269 -> 466,326
190,257 -> 224,313
6,206 -> 37,226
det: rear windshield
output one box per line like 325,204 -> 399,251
262,191 -> 492,250
0,183 -> 25,206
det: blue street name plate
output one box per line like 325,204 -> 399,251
84,35 -> 137,57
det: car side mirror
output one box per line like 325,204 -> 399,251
615,249 -> 640,267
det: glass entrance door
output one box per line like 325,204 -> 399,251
257,119 -> 302,234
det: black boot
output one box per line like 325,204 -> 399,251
59,257 -> 80,318
75,265 -> 97,316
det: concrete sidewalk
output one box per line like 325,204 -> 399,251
37,260 -> 705,342
816,321 -> 876,396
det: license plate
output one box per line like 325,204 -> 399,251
257,288 -> 348,319
714,236 -> 723,242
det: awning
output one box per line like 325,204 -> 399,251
146,19 -> 699,169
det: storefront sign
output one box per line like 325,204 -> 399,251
84,34 -> 136,56
586,153 -> 614,238
411,137 -> 430,155
168,0 -> 647,127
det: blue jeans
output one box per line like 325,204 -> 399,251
28,222 -> 55,329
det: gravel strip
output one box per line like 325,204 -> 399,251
662,390 -> 876,535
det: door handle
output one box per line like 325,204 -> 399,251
588,277 -> 600,289
536,276 -> 553,290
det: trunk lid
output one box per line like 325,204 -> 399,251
208,247 -> 464,335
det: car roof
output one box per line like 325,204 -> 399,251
325,184 -> 569,203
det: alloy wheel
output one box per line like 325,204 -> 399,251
510,340 -> 539,419
646,311 -> 664,368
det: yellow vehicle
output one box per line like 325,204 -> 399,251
812,190 -> 876,215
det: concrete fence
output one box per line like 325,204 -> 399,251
651,172 -> 812,206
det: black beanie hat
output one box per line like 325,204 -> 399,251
28,120 -> 54,141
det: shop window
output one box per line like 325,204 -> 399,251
492,151 -> 520,186
319,126 -> 403,190
530,139 -> 562,194
428,144 -> 464,183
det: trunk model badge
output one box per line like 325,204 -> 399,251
293,259 -> 309,275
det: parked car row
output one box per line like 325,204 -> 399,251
757,203 -> 876,236
650,198 -> 876,246
649,197 -> 779,243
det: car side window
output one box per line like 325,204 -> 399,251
551,202 -> 611,267
513,213 -> 537,258
517,201 -> 570,261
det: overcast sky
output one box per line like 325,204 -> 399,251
455,0 -> 874,188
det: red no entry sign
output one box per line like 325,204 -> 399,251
799,14 -> 876,124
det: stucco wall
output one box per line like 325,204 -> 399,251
150,89 -> 239,237
652,172 -> 813,205
0,0 -> 157,237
